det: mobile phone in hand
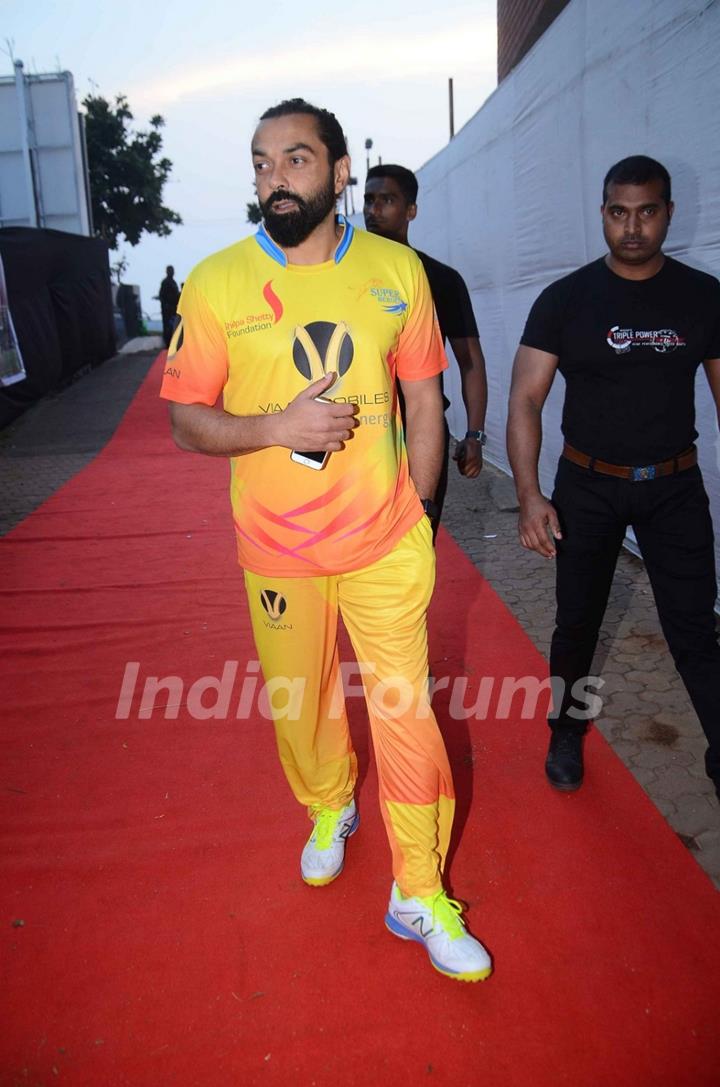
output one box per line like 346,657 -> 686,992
290,448 -> 329,470
290,395 -> 333,470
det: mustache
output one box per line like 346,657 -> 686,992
264,189 -> 307,212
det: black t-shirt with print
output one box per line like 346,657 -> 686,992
415,250 -> 479,345
521,256 -> 720,464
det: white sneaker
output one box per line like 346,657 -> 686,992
301,799 -> 359,886
385,881 -> 493,982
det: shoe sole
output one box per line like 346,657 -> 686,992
301,813 -> 359,887
384,913 -> 492,983
546,775 -> 583,792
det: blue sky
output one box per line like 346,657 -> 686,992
3,0 -> 497,315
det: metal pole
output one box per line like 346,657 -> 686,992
364,138 -> 373,177
78,110 -> 94,235
14,60 -> 38,227
448,77 -> 455,140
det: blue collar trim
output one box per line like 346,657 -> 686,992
254,214 -> 355,267
334,215 -> 354,262
255,224 -> 287,266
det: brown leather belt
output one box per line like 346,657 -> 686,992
562,443 -> 697,481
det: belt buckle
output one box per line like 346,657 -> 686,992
632,464 -> 655,481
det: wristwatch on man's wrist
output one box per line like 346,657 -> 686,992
421,498 -> 440,521
465,429 -> 487,445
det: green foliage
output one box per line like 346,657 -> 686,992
83,93 -> 182,249
246,200 -> 262,225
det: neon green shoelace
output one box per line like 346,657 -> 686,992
420,890 -> 466,939
312,808 -> 342,850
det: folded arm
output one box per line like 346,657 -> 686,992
168,372 -> 357,457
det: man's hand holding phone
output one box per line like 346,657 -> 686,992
277,372 -> 357,469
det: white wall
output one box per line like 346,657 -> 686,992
412,0 -> 720,572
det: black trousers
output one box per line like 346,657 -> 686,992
434,421 -> 451,524
161,310 -> 176,349
548,457 -> 720,788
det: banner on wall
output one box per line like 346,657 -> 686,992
0,251 -> 25,387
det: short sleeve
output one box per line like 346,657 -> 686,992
159,277 -> 228,405
520,282 -> 564,356
394,259 -> 448,382
440,268 -> 479,340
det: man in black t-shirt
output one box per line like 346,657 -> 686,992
157,265 -> 181,348
507,155 -> 720,800
364,165 -> 488,523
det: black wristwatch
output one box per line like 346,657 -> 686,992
421,498 -> 440,520
464,430 -> 487,445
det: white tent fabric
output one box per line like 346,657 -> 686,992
411,0 -> 720,577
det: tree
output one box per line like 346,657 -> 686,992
246,200 -> 262,224
83,93 -> 182,249
110,252 -> 129,285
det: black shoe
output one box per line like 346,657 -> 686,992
545,728 -> 584,791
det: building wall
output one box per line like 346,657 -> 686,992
497,0 -> 572,80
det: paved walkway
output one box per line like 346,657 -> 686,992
2,345 -> 718,888
0,351 -> 156,534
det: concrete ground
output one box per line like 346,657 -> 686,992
2,345 -> 718,888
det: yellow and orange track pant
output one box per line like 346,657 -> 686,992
244,517 -> 454,898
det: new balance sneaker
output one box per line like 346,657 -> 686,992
384,881 -> 492,982
300,799 -> 359,886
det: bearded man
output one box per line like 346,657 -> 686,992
159,98 -> 492,983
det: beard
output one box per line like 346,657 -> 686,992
260,173 -> 338,248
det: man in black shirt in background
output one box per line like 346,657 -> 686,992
158,265 -> 181,348
364,165 -> 488,522
507,156 -> 720,799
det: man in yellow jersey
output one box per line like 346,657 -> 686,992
160,98 -> 491,982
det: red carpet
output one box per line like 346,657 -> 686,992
2,355 -> 720,1086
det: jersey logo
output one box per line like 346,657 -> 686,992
223,283 -> 283,339
606,326 -> 686,354
292,321 -> 354,390
262,280 -> 283,324
369,286 -> 407,314
166,317 -> 184,360
260,589 -> 287,620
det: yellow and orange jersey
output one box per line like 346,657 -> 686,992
159,217 -> 447,576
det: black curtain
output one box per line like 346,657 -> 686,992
0,227 -> 116,427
